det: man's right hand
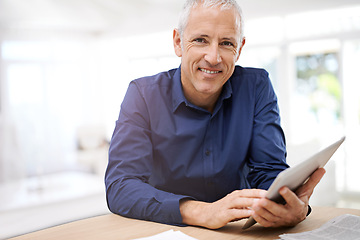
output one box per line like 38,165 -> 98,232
179,189 -> 267,229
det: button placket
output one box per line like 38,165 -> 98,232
203,115 -> 215,198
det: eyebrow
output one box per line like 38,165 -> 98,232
190,34 -> 209,39
191,34 -> 236,41
222,37 -> 237,42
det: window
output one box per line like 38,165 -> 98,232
1,41 -> 93,177
293,52 -> 342,141
342,40 -> 360,192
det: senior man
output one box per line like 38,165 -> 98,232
105,0 -> 325,229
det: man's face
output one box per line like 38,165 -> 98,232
173,4 -> 245,110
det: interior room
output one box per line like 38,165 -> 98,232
1,0 -> 360,238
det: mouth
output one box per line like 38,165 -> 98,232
199,68 -> 222,74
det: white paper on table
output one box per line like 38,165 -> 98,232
133,229 -> 198,240
278,214 -> 360,240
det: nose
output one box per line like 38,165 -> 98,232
204,43 -> 222,65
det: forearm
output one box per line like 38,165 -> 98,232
179,199 -> 209,227
106,178 -> 189,225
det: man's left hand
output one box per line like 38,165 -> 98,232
251,168 -> 326,227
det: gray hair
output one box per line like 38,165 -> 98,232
177,0 -> 245,44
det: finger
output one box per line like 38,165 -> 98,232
221,190 -> 263,210
279,187 -> 308,219
230,197 -> 256,209
252,196 -> 306,228
279,187 -> 305,208
229,208 -> 254,221
305,168 -> 326,189
296,168 -> 326,198
253,198 -> 283,222
233,189 -> 267,198
252,207 -> 280,228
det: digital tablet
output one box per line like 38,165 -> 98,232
242,136 -> 346,229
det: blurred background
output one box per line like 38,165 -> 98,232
0,0 -> 360,238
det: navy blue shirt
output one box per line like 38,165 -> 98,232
105,66 -> 288,225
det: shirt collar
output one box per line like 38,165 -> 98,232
172,66 -> 233,113
172,66 -> 186,112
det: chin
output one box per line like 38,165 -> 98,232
196,86 -> 221,96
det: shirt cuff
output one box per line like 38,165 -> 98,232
306,205 -> 312,216
161,195 -> 195,226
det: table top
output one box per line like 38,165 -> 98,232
9,206 -> 360,240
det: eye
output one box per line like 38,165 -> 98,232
193,38 -> 206,43
221,41 -> 235,47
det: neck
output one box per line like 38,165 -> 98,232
181,83 -> 221,114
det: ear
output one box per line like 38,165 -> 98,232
236,37 -> 246,62
173,28 -> 183,57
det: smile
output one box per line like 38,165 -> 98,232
199,68 -> 221,74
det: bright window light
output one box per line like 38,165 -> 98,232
286,5 -> 360,40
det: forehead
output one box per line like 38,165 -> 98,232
185,4 -> 240,38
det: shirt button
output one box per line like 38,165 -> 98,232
205,150 -> 211,156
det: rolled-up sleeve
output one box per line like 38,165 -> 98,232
104,81 -> 192,225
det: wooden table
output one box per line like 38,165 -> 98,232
9,206 -> 360,240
